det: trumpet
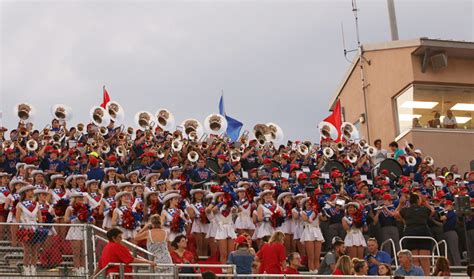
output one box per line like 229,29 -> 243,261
41,125 -> 51,137
239,130 -> 250,145
116,145 -> 127,157
187,151 -> 199,162
374,204 -> 394,211
52,128 -> 66,143
424,156 -> 434,166
323,147 -> 334,158
117,133 -> 127,141
26,139 -> 38,151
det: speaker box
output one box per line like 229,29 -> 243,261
431,53 -> 448,70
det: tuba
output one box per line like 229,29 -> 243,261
336,142 -> 345,151
155,109 -> 175,131
318,121 -> 338,140
341,122 -> 359,142
366,146 -> 377,157
134,111 -> 154,130
347,153 -> 358,163
297,144 -> 309,156
15,103 -> 33,121
253,124 -> 270,145
51,104 -> 72,121
424,156 -> 434,166
26,139 -> 38,152
323,147 -> 334,158
18,127 -> 29,138
101,143 -> 110,154
116,145 -> 127,157
266,123 -> 284,143
406,156 -> 417,166
2,140 -> 14,150
172,139 -> 183,152
90,106 -> 111,127
106,101 -> 125,124
204,114 -> 228,135
187,151 -> 199,162
181,119 -> 203,140
358,139 -> 368,149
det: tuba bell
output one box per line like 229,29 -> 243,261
15,103 -> 33,121
187,151 -> 199,162
99,126 -> 108,136
90,106 -> 111,127
406,156 -> 417,166
51,104 -> 72,121
172,139 -> 183,152
336,142 -> 345,151
181,119 -> 203,140
347,153 -> 358,163
266,123 -> 284,143
323,147 -> 334,158
116,145 -> 127,157
26,139 -> 38,152
341,122 -> 359,142
424,156 -> 434,166
155,109 -> 175,131
366,146 -> 377,157
253,124 -> 270,145
19,127 -> 29,138
106,101 -> 125,124
101,143 -> 110,154
134,111 -> 154,130
358,139 -> 368,149
297,144 -> 309,156
76,123 -> 85,133
318,121 -> 338,140
204,114 -> 228,135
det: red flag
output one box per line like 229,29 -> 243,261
100,86 -> 110,108
323,99 -> 342,142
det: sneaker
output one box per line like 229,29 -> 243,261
23,265 -> 30,276
30,265 -> 36,275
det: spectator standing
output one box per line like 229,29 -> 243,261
227,235 -> 255,276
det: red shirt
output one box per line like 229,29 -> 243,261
98,242 -> 134,277
332,268 -> 344,275
257,242 -> 286,274
284,266 -> 299,274
170,249 -> 196,264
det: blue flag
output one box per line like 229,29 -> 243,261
219,95 -> 243,142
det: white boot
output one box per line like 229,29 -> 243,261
79,267 -> 84,276
23,265 -> 30,275
30,265 -> 36,275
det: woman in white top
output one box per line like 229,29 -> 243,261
134,214 -> 173,274
85,179 -> 102,227
98,183 -> 117,230
256,190 -> 282,240
187,188 -> 209,257
234,186 -> 255,236
15,185 -> 41,276
205,193 -> 218,259
342,202 -> 367,259
277,192 -> 294,253
291,193 -> 306,257
300,197 -> 325,273
112,191 -> 137,240
210,191 -> 237,264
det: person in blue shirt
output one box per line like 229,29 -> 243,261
87,156 -> 104,181
365,238 -> 392,275
442,200 -> 461,266
394,250 -> 424,276
190,158 -> 212,187
227,235 -> 254,276
389,141 -> 405,160
41,149 -> 65,175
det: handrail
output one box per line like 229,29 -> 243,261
94,262 -> 236,279
399,236 -> 443,274
379,238 -> 398,268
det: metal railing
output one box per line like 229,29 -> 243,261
380,238 -> 398,268
94,262 -> 236,279
399,236 -> 446,274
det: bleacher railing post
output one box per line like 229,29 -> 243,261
85,224 -> 95,278
119,263 -> 125,279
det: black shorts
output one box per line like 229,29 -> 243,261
402,226 -> 433,251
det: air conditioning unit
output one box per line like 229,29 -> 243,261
430,53 -> 448,70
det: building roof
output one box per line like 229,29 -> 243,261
328,38 -> 474,109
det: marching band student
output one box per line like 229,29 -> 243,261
112,191 -> 137,241
187,188 -> 209,257
441,200 -> 461,266
211,190 -> 237,263
64,192 -> 93,276
300,196 -> 325,273
235,185 -> 255,237
16,185 -> 41,275
277,191 -> 294,253
99,183 -> 117,230
373,193 -> 399,255
342,202 -> 367,259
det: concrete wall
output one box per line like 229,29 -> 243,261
397,129 -> 474,173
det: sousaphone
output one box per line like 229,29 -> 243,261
204,114 -> 228,135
